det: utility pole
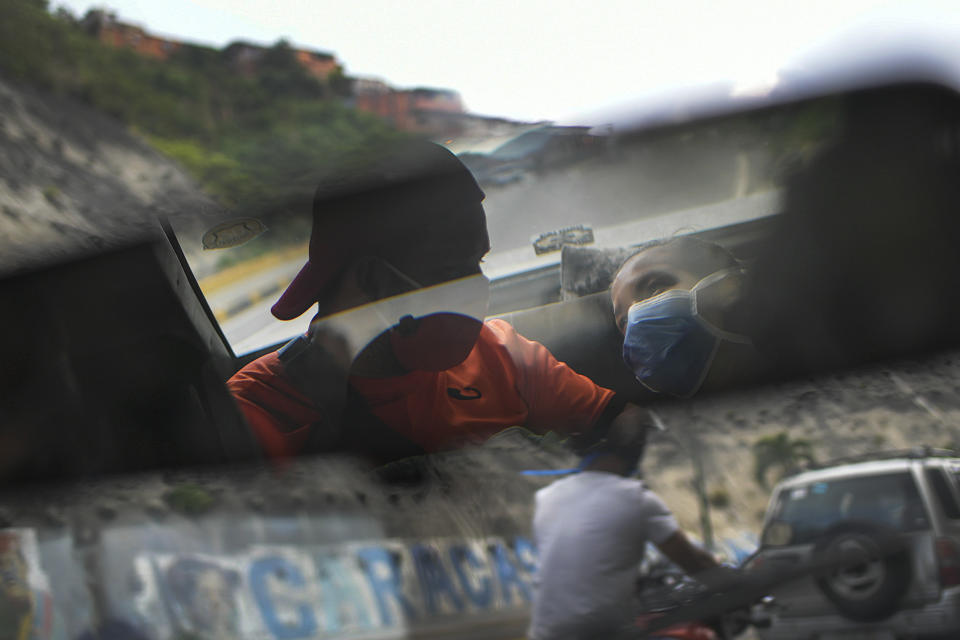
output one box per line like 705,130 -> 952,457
651,410 -> 715,552
689,431 -> 715,553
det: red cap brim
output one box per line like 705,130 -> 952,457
271,259 -> 327,320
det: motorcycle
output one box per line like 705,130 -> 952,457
628,562 -> 775,640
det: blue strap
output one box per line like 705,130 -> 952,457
521,452 -> 603,476
520,467 -> 579,476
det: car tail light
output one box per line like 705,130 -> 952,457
935,537 -> 960,587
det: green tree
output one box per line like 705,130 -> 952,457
257,38 -> 325,99
328,65 -> 353,98
0,0 -> 411,256
752,432 -> 815,488
0,0 -> 58,81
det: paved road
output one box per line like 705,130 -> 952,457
481,140 -> 771,256
206,256 -> 305,319
223,294 -> 310,355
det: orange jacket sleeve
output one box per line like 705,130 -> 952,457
226,352 -> 325,460
485,319 -> 619,436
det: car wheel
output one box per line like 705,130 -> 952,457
812,520 -> 911,623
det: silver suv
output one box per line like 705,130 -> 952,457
750,449 -> 960,640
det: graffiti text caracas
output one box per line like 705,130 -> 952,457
135,535 -> 536,639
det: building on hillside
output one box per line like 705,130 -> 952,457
352,78 -> 392,96
293,49 -> 340,80
353,81 -> 466,135
222,41 -> 341,80
409,87 -> 464,114
81,10 -> 181,60
82,11 -> 341,80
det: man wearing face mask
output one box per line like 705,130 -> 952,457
228,140 -> 642,466
610,237 -> 766,398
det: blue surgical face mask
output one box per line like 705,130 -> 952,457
622,269 -> 750,398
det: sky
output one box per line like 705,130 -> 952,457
56,0 -> 960,123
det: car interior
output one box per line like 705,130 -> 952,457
2,64 -> 960,640
3,81 -> 960,491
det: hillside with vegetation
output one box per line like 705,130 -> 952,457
0,0 -> 406,263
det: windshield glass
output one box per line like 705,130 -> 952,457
764,471 -> 930,546
9,3 -> 960,637
170,99 -> 841,355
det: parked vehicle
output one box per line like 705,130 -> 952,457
749,449 -> 960,639
629,556 -> 781,640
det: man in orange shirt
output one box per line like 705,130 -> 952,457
228,139 -> 644,466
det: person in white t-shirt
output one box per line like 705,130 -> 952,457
528,434 -> 721,640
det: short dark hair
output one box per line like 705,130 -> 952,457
581,422 -> 649,471
584,440 -> 646,474
614,236 -> 740,284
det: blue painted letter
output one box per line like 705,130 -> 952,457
448,544 -> 493,609
489,543 -> 532,605
513,536 -> 538,574
249,556 -> 318,639
314,554 -> 374,634
357,547 -> 416,626
411,544 -> 464,615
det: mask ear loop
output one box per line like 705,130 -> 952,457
690,268 -> 753,344
520,451 -> 604,476
375,258 -> 491,329
376,257 -> 425,292
372,257 -> 436,332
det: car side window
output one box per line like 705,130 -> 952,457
767,472 -> 930,546
928,468 -> 960,519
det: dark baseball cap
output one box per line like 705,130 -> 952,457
272,140 -> 485,321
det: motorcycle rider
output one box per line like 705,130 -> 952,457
528,425 -> 723,640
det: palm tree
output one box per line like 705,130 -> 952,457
753,432 -> 815,488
